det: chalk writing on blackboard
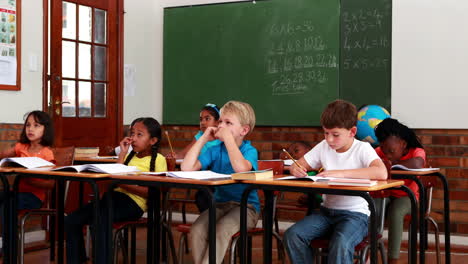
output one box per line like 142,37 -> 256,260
342,8 -> 390,70
266,21 -> 337,96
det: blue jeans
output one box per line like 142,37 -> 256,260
64,191 -> 143,264
284,206 -> 369,264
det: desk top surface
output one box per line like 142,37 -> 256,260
241,177 -> 405,192
110,173 -> 235,186
9,167 -> 110,178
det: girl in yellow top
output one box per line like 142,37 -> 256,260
65,117 -> 167,264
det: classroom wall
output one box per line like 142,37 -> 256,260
0,0 -> 466,128
0,0 -> 43,123
391,0 -> 468,129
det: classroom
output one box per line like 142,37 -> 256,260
0,0 -> 467,263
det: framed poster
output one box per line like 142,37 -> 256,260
0,0 -> 20,90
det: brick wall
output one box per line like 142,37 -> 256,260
1,123 -> 467,234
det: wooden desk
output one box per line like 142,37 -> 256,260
390,168 -> 451,264
8,168 -> 109,264
238,178 -> 417,264
108,173 -> 236,264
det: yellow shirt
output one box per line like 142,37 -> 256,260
115,153 -> 167,211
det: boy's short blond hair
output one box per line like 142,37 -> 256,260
220,101 -> 256,134
320,99 -> 357,129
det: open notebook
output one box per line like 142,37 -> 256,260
52,163 -> 139,174
391,164 -> 439,172
143,170 -> 230,180
0,157 -> 55,169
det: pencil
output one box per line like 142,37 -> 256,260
282,149 -> 306,171
317,167 -> 324,173
165,131 -> 175,154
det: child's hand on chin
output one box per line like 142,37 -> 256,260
214,127 -> 232,142
203,127 -> 217,141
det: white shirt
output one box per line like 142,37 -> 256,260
303,139 -> 379,216
115,145 -> 133,155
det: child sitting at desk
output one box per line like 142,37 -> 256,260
65,117 -> 167,264
284,99 -> 387,264
167,103 -> 222,213
181,100 -> 259,264
374,117 -> 426,264
0,111 -> 55,251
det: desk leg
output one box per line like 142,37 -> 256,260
437,172 -> 451,264
263,190 -> 274,264
361,193 -> 377,264
107,181 -> 117,264
0,174 -> 11,264
397,185 -> 418,264
90,182 -> 100,263
11,174 -> 21,263
239,185 -> 255,264
204,187 -> 216,264
57,179 -> 65,264
392,174 -> 426,264
147,187 -> 160,264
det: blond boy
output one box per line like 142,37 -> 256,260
181,101 -> 259,264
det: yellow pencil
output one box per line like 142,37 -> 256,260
317,167 -> 324,173
282,149 -> 306,171
165,131 -> 175,154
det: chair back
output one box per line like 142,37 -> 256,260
258,160 -> 284,175
52,146 -> 75,166
421,175 -> 438,215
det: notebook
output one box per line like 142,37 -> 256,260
0,157 -> 55,169
391,164 -> 439,172
231,169 -> 273,180
52,163 -> 139,174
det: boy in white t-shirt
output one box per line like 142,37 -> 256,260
284,99 -> 387,264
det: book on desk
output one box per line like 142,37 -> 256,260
391,164 -> 439,172
231,169 -> 274,180
52,163 -> 139,174
0,157 -> 55,169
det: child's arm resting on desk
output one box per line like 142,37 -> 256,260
181,128 -> 216,171
318,158 -> 387,180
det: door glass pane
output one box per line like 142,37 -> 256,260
78,5 -> 92,42
94,9 -> 107,44
94,46 -> 106,81
62,41 -> 76,78
94,83 -> 106,117
78,82 -> 91,117
62,2 -> 76,39
62,80 -> 76,117
78,43 -> 91,79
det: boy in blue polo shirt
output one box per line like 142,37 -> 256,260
181,100 -> 259,264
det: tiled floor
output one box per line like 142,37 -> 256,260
19,224 -> 468,264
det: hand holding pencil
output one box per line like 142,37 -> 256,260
282,149 -> 308,177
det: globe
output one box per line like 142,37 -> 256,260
356,105 -> 390,147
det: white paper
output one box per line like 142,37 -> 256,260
124,64 -> 136,96
0,157 -> 54,169
391,164 -> 439,172
167,170 -> 231,180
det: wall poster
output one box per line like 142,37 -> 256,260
0,0 -> 20,90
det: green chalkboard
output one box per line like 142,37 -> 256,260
340,0 -> 392,111
163,0 -> 391,126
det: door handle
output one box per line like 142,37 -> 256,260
54,100 -> 70,105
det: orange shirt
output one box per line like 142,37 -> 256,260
375,147 -> 426,199
14,143 -> 56,202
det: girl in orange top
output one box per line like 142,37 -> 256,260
0,111 -> 55,209
374,118 -> 426,264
